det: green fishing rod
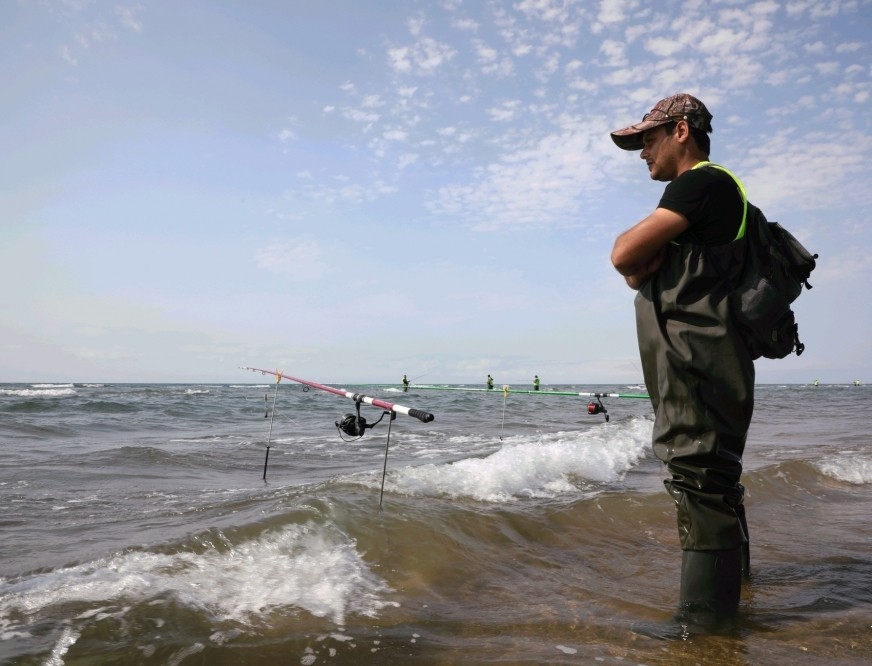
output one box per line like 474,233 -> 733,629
408,385 -> 650,400
348,383 -> 649,423
345,383 -> 648,400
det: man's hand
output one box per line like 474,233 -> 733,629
623,246 -> 666,289
611,207 -> 688,289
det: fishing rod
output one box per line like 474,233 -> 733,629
359,383 -> 649,423
241,367 -> 436,508
342,383 -> 649,400
242,368 -> 436,423
408,384 -> 649,399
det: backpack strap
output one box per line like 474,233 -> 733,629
692,161 -> 748,241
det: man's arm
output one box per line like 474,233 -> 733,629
611,207 -> 689,289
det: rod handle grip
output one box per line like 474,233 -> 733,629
408,408 -> 435,423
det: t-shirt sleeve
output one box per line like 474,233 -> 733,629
658,168 -> 743,244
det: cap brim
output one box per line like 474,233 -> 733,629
610,119 -> 669,151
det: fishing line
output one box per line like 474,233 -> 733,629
378,410 -> 396,510
333,402 -> 396,508
264,389 -> 313,428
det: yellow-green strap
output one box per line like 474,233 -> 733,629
692,160 -> 748,241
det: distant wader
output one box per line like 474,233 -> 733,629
636,237 -> 755,615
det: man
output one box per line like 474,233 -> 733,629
533,375 -> 540,391
487,374 -> 494,390
609,93 -> 754,622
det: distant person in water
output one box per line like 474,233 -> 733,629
533,375 -> 540,391
487,374 -> 494,390
402,375 -> 410,392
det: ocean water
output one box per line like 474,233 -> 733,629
0,380 -> 870,665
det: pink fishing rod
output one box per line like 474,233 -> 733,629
241,367 -> 435,423
242,366 -> 435,507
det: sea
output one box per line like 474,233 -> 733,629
0,380 -> 870,665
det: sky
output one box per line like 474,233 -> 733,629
2,0 -> 870,386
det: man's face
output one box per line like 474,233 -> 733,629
640,125 -> 677,182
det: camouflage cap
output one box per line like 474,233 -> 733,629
610,93 -> 713,151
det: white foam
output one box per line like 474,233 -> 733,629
384,416 -> 652,502
43,624 -> 79,666
0,388 -> 76,397
818,453 -> 872,485
0,524 -> 392,631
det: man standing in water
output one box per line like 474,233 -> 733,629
609,94 -> 754,623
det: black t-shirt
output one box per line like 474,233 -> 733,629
658,166 -> 744,244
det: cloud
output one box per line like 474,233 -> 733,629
600,39 -> 627,66
59,45 -> 78,65
486,99 -> 522,122
398,153 -> 419,169
116,6 -> 144,32
387,36 -> 458,75
597,0 -> 631,25
473,39 -> 515,76
428,117 -> 612,230
342,108 -> 380,124
452,17 -> 479,31
254,240 -> 331,280
515,0 -> 574,24
361,94 -> 384,108
738,130 -> 872,214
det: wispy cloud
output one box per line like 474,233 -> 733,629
388,36 -> 458,75
254,240 -> 331,280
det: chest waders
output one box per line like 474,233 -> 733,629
635,162 -> 754,623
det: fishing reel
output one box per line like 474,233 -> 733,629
336,412 -> 370,438
335,402 -> 394,440
587,397 -> 609,423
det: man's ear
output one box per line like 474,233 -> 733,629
674,120 -> 691,144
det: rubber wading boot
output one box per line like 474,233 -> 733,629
678,548 -> 743,631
